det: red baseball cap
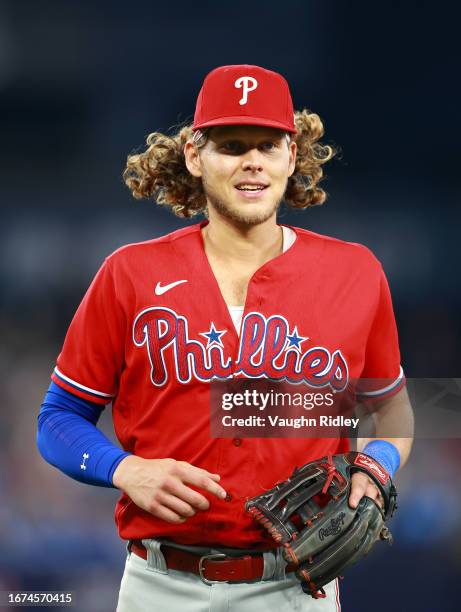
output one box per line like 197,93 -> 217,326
193,64 -> 296,133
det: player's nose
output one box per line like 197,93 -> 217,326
241,149 -> 264,173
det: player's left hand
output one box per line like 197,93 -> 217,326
246,453 -> 396,599
349,472 -> 384,510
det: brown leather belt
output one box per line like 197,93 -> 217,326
130,540 -> 297,584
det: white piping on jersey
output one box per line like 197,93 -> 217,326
54,366 -> 114,398
355,366 -> 405,396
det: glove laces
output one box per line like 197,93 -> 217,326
321,454 -> 338,494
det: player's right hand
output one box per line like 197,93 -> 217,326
112,456 -> 227,524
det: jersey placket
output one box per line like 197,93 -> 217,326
194,228 -> 280,542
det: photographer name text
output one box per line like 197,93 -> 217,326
221,415 -> 359,429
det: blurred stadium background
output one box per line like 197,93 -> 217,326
0,1 -> 460,610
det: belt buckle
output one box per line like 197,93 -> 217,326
198,552 -> 227,585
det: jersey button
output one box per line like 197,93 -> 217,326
225,492 -> 233,502
233,438 -> 242,446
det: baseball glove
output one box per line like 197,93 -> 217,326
246,452 -> 397,599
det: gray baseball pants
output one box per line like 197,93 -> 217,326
116,539 -> 341,612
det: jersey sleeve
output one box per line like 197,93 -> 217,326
356,266 -> 405,401
51,257 -> 126,405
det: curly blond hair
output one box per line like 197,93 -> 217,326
123,110 -> 337,218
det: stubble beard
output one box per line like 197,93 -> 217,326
202,177 -> 285,227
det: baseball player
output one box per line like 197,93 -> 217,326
37,65 -> 414,611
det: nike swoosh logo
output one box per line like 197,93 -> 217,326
155,280 -> 188,296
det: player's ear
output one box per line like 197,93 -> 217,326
287,139 -> 297,177
184,141 -> 202,178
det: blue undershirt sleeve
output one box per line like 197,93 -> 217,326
37,381 -> 131,488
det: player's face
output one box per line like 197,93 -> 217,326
187,125 -> 296,226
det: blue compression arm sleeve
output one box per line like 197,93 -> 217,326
362,440 -> 401,479
37,381 -> 131,488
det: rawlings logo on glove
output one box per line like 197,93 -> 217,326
318,512 -> 346,541
353,453 -> 389,484
245,452 -> 397,599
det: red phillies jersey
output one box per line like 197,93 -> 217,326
51,222 -> 405,547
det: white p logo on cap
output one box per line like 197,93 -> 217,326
234,76 -> 258,105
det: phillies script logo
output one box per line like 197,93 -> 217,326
133,307 -> 349,389
319,512 -> 346,541
354,454 -> 389,485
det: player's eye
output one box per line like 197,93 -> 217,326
217,140 -> 280,154
259,141 -> 278,152
220,141 -> 245,154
